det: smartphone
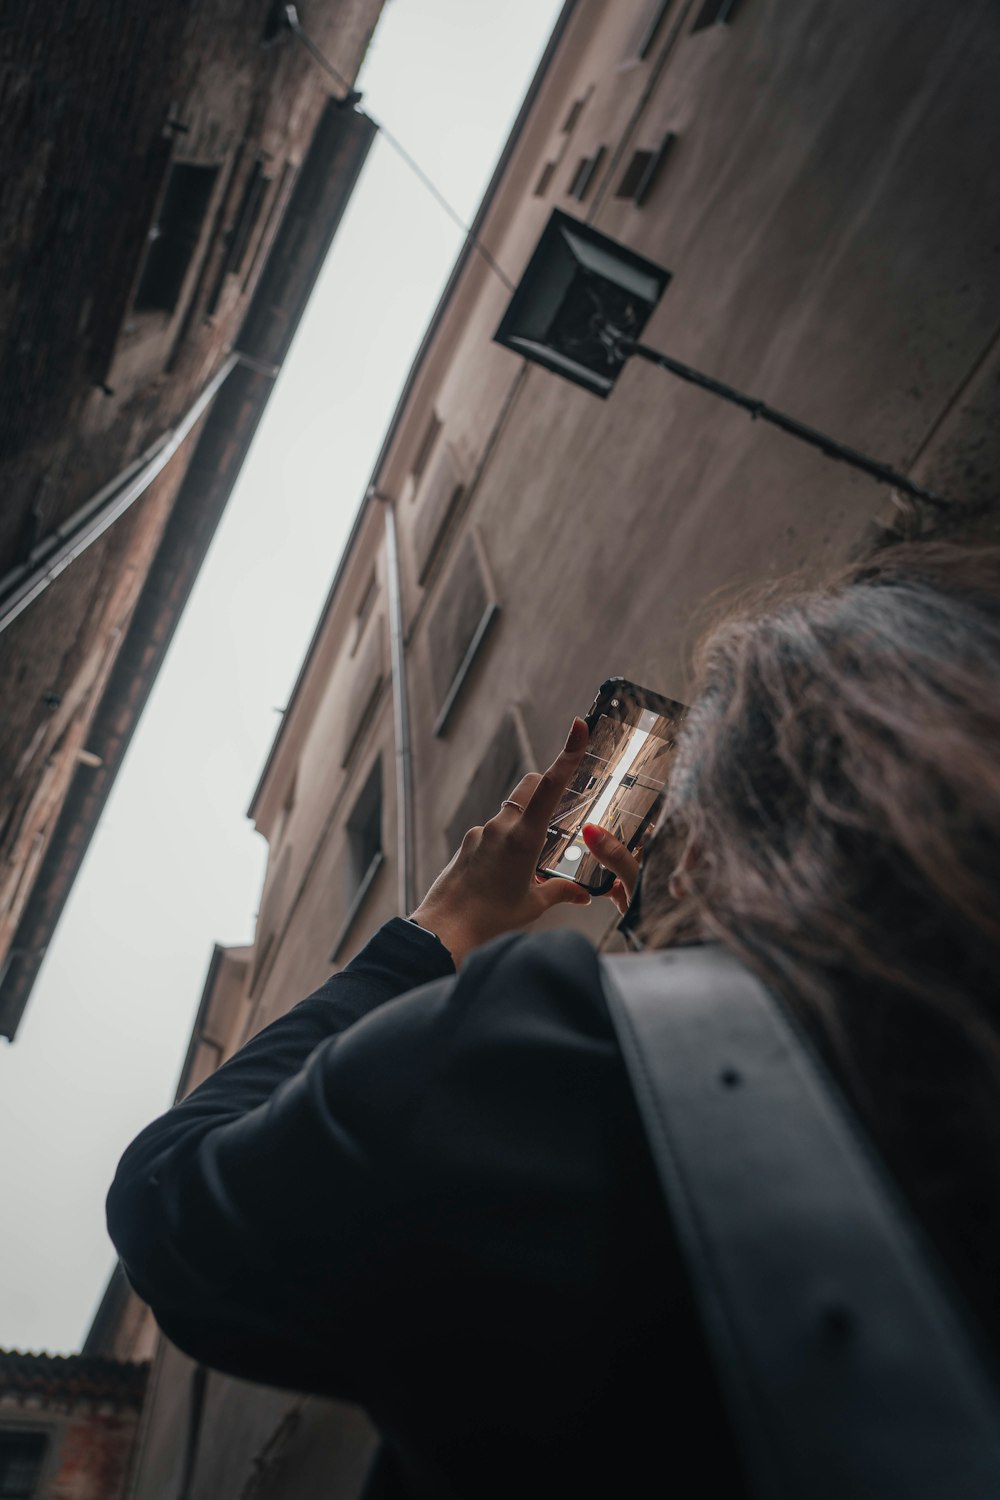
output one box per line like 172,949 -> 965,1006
537,677 -> 687,895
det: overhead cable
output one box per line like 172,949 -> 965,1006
281,6 -> 516,293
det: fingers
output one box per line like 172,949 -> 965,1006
536,875 -> 591,911
581,823 -> 641,902
610,878 -> 629,917
521,718 -> 589,835
494,771 -> 542,822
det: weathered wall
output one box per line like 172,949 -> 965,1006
42,1408 -> 139,1500
0,0 -> 383,1028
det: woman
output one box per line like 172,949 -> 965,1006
107,540 -> 1000,1498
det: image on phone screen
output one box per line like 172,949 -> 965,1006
537,689 -> 685,893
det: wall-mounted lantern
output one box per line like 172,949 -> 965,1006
494,209 -> 671,398
494,209 -> 948,507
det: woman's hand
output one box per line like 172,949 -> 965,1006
409,717 -> 595,968
581,822 -> 644,917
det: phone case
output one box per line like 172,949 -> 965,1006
537,677 -> 687,896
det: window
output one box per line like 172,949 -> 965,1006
614,133 -> 678,205
134,162 -> 220,313
428,532 -> 500,736
351,569 -> 378,651
534,160 -> 557,197
617,149 -> 655,199
346,756 -> 380,906
340,614 -> 386,768
446,711 -> 528,853
562,97 -> 586,134
691,0 -> 742,33
346,759 -> 383,897
410,410 -> 443,488
0,1432 -> 46,1500
330,759 -> 385,960
413,443 -> 466,585
568,145 -> 607,202
622,0 -> 673,62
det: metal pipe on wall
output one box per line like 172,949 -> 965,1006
0,350 -> 277,637
375,491 -> 416,916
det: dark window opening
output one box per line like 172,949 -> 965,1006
615,132 -> 677,205
534,160 -> 557,197
346,759 -> 383,898
568,145 -> 607,202
341,619 -> 386,769
413,440 -> 466,586
411,410 -> 443,487
446,711 -> 526,853
415,482 -> 465,586
0,1432 -> 47,1500
616,150 -> 655,199
429,533 -> 499,735
625,0 -> 673,60
562,97 -> 586,134
331,757 -> 385,960
692,0 -> 742,33
352,569 -> 378,650
135,162 -> 219,314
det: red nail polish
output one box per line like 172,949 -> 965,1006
582,823 -> 600,842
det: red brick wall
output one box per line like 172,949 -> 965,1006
48,1408 -> 142,1500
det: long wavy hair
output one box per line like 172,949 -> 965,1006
640,540 -> 1000,1350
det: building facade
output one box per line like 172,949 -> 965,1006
0,0 -> 384,1040
102,0 -> 1000,1495
0,1351 -> 148,1500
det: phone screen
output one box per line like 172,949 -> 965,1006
537,690 -> 684,892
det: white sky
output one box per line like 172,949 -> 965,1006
0,0 -> 564,1356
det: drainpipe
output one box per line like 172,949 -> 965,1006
372,490 -> 415,916
0,350 -> 277,636
175,1364 -> 208,1500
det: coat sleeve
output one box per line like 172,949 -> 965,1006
106,916 -> 457,1387
105,919 -> 645,1412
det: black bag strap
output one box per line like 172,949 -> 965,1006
600,943 -> 1000,1499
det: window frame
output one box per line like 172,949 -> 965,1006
133,160 -> 222,316
621,0 -> 674,64
330,758 -> 385,959
0,1429 -> 49,1500
691,0 -> 742,34
615,132 -> 678,206
568,145 -> 607,203
445,706 -> 533,855
534,159 -> 558,198
410,410 -> 444,489
350,569 -> 379,654
430,531 -> 501,738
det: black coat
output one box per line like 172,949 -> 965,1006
107,917 -> 749,1498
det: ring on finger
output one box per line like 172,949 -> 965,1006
500,799 -> 525,813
